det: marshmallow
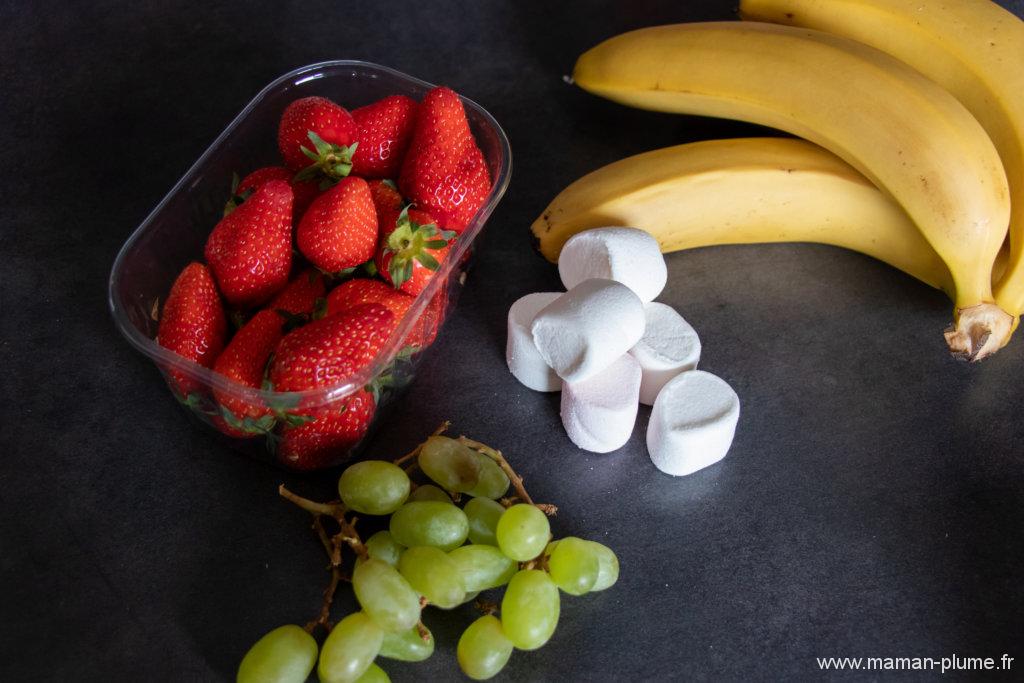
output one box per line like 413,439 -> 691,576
561,354 -> 641,453
647,370 -> 739,476
531,279 -> 646,383
558,227 -> 667,303
630,303 -> 702,405
506,292 -> 563,392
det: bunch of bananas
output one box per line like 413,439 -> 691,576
532,0 -> 1024,361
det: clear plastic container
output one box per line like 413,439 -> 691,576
108,61 -> 512,470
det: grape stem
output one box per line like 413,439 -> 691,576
474,597 -> 499,616
457,436 -> 558,516
279,485 -> 368,634
393,421 -> 451,465
278,484 -> 346,517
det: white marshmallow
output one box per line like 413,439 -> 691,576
630,303 -> 702,406
557,227 -> 667,303
561,354 -> 641,453
506,292 -> 563,392
530,279 -> 646,383
647,370 -> 740,476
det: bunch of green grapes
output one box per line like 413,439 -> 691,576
237,433 -> 619,682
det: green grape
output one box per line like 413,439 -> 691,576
500,570 -> 560,650
464,497 -> 505,546
547,537 -> 599,596
544,539 -> 560,557
464,454 -> 510,499
317,612 -> 383,683
338,461 -> 410,515
354,663 -> 390,683
448,544 -> 517,592
461,590 -> 481,605
352,559 -> 421,632
417,436 -> 481,491
379,624 -> 435,662
397,546 -> 466,609
389,501 -> 469,552
457,615 -> 514,680
408,484 -> 451,503
360,531 -> 405,568
495,504 -> 550,561
236,624 -> 317,683
588,540 -> 620,591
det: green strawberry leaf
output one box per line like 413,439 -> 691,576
416,252 -> 441,271
283,413 -> 317,428
267,393 -> 302,414
312,297 -> 329,321
275,309 -> 309,333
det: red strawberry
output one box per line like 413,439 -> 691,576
211,309 -> 285,437
352,95 -> 418,178
269,303 -> 395,393
327,278 -> 443,349
368,179 -> 404,222
278,96 -> 359,182
376,206 -> 457,296
157,262 -> 228,397
269,268 -> 327,316
418,282 -> 449,348
296,176 -> 378,273
326,278 -> 416,320
224,166 -> 319,221
204,179 -> 293,308
398,87 -> 491,233
277,389 -> 376,470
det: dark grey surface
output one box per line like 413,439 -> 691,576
3,1 -> 1023,680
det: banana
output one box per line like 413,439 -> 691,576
572,21 -> 1012,360
532,137 -> 951,292
738,0 -> 1024,350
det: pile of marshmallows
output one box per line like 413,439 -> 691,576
506,227 -> 740,476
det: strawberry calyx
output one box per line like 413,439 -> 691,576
275,308 -> 310,333
383,206 -> 457,289
313,258 -> 377,282
294,131 -> 359,187
365,345 -> 418,403
223,172 -> 255,217
219,406 -> 278,435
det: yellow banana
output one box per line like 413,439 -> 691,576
738,0 -> 1024,348
572,21 -> 1012,360
532,137 -> 952,292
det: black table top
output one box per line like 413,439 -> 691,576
4,1 -> 1023,680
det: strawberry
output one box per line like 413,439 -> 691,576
375,206 -> 457,295
296,176 -> 378,274
398,87 -> 491,233
269,268 -> 328,316
368,179 -> 404,222
351,95 -> 418,179
224,166 -> 319,221
157,262 -> 228,397
326,277 -> 416,321
278,96 -> 359,182
326,278 -> 443,349
418,282 -> 449,348
204,179 -> 293,308
276,389 -> 377,470
211,309 -> 285,437
269,303 -> 395,393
